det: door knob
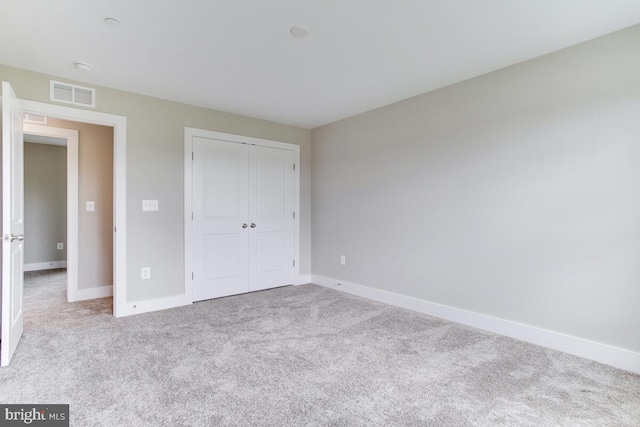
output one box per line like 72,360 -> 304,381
10,234 -> 25,242
250,223 -> 256,228
242,223 -> 248,229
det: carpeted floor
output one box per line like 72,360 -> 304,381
0,269 -> 639,426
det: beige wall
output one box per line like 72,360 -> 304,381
24,143 -> 67,264
0,64 -> 311,303
311,25 -> 640,352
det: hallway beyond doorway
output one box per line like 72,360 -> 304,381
23,269 -> 112,332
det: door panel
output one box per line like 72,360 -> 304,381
192,137 -> 249,301
204,151 -> 242,218
10,244 -> 23,319
204,234 -> 240,279
257,156 -> 286,218
2,81 -> 25,367
248,146 -> 294,291
257,231 -> 286,273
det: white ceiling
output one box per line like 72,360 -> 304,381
1,1 -> 639,129
23,134 -> 67,147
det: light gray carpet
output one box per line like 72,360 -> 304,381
0,269 -> 638,426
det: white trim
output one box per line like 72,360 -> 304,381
24,261 -> 67,272
20,99 -> 127,317
311,274 -> 640,375
297,274 -> 311,285
184,128 -> 302,304
124,293 -> 192,317
70,286 -> 112,302
184,129 -> 194,303
23,124 -> 79,303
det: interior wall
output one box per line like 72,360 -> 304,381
0,64 -> 311,303
311,25 -> 640,353
24,143 -> 67,264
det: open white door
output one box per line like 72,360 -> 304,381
1,81 -> 24,367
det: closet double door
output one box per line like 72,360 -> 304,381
192,137 -> 295,302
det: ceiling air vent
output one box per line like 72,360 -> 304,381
24,113 -> 48,125
49,80 -> 95,108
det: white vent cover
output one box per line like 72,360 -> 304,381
50,80 -> 95,108
23,113 -> 48,124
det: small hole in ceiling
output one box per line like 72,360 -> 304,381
290,25 -> 309,38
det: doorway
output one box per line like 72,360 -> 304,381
19,99 -> 127,317
23,119 -> 115,302
23,123 -> 78,300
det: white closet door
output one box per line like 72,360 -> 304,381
192,137 -> 249,301
248,146 -> 295,291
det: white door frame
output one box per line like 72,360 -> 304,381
22,124 -> 80,301
184,128 -> 301,302
20,100 -> 127,317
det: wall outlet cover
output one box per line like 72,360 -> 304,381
142,200 -> 159,212
57,243 -> 64,250
86,201 -> 95,212
141,267 -> 151,280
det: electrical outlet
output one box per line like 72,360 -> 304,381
86,201 -> 95,212
141,267 -> 151,280
340,255 -> 346,265
142,200 -> 159,211
57,243 -> 64,250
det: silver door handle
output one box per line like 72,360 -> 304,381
10,234 -> 25,242
242,223 -> 248,229
250,223 -> 256,228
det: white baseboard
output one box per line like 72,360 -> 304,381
115,294 -> 192,318
24,261 -> 67,272
311,274 -> 640,375
297,274 -> 311,285
69,285 -> 112,302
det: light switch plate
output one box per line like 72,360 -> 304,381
142,200 -> 159,211
86,201 -> 95,212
